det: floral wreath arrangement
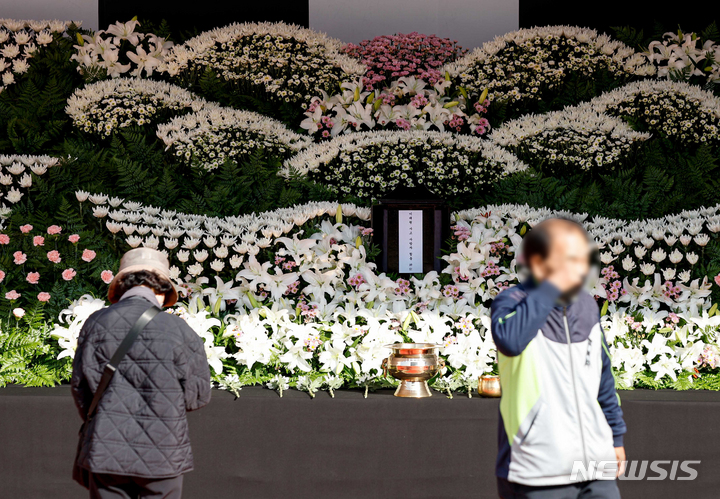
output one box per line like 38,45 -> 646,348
280,130 -> 526,199
341,32 -> 467,90
161,22 -> 366,103
1,18 -> 720,395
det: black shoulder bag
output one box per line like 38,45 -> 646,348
72,305 -> 161,488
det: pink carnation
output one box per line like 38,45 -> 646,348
13,251 -> 27,265
715,274 -> 720,287
68,234 -> 80,243
20,224 -> 33,233
47,225 -> 62,235
47,250 -> 61,263
0,270 -> 5,283
5,290 -> 20,300
101,270 -> 114,284
33,235 -> 44,246
81,249 -> 96,262
0,234 -> 9,244
62,268 -> 76,281
342,33 -> 466,90
13,308 -> 25,319
37,292 -> 51,302
26,272 -> 40,285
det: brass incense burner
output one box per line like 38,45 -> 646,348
478,374 -> 502,397
382,343 -> 444,398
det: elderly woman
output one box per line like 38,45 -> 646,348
71,248 -> 211,499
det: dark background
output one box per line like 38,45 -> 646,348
519,0 -> 720,37
99,0 -> 309,37
101,0 -> 720,43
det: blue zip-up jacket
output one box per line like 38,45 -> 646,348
490,279 -> 626,486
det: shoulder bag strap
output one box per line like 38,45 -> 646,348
85,304 -> 162,421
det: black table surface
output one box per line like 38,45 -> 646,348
1,386 -> 718,498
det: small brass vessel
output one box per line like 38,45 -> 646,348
478,374 -> 502,397
382,343 -> 444,398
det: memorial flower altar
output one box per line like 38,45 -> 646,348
0,17 -> 720,396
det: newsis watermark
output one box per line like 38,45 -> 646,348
570,460 -> 701,481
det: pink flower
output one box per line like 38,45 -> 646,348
37,292 -> 51,302
47,250 -> 61,263
0,234 -> 9,245
26,272 -> 40,284
68,234 -> 80,243
20,224 -> 33,233
81,249 -> 96,262
715,274 -> 720,287
12,308 -> 25,319
0,270 -> 5,283
101,270 -> 114,284
342,33 -> 466,90
5,290 -> 20,300
47,225 -> 62,235
62,268 -> 76,281
13,251 -> 27,265
33,235 -> 45,246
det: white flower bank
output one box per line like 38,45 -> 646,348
161,22 -> 365,103
488,80 -> 720,168
489,104 -> 651,170
51,196 -> 720,393
280,130 -> 526,199
443,26 -> 654,104
157,106 -> 312,171
66,78 -> 210,137
589,80 -> 720,145
65,77 -> 310,168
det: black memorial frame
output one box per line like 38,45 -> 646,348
371,191 -> 451,276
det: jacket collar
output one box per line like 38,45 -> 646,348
119,286 -> 160,305
522,277 -> 539,291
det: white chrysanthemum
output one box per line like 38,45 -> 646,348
589,80 -> 720,145
66,78 -> 210,137
443,26 -> 654,104
160,22 -> 365,103
489,103 -> 650,171
157,106 -> 311,171
280,130 -> 526,198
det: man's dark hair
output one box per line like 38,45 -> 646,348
114,270 -> 174,300
522,217 -> 588,263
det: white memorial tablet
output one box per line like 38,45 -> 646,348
398,210 -> 423,273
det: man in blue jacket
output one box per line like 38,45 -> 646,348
491,218 -> 626,498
